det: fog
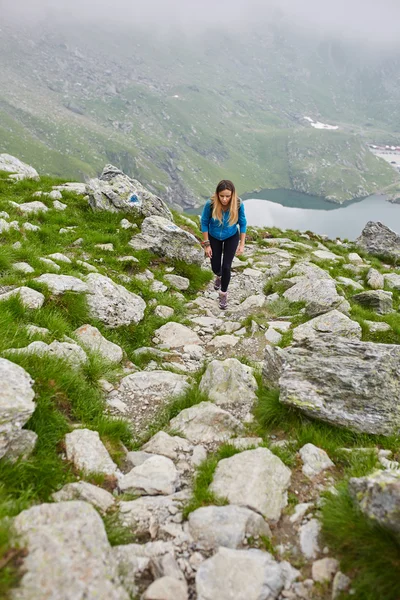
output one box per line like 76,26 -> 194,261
2,0 -> 400,47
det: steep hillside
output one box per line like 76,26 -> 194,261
0,18 -> 400,205
0,162 -> 399,599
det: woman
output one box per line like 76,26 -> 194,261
200,180 -> 247,310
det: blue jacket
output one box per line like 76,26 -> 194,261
200,199 -> 247,241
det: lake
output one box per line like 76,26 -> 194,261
241,189 -> 400,240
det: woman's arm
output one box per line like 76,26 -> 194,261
236,203 -> 247,255
200,201 -> 212,258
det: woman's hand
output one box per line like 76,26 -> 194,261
236,243 -> 245,256
205,245 -> 212,259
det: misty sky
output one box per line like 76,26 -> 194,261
3,0 -> 400,46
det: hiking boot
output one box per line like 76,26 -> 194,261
214,276 -> 222,291
219,291 -> 228,310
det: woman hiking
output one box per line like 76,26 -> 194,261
200,180 -> 247,310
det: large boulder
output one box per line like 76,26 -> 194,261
0,358 -> 36,459
87,164 -> 172,220
292,309 -> 362,342
356,221 -> 400,262
279,336 -> 400,435
12,501 -> 129,600
210,448 -> 291,521
283,276 -> 350,317
0,153 -> 39,180
129,216 -> 203,265
352,290 -> 393,315
349,470 -> 400,535
85,273 -> 146,328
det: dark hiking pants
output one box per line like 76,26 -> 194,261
209,231 -> 239,293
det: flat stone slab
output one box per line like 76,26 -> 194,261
154,322 -> 201,348
0,286 -> 45,309
352,290 -> 393,315
35,274 -> 88,295
52,482 -> 115,514
292,309 -> 362,342
188,505 -> 271,550
65,428 -> 118,476
210,447 -> 291,521
118,456 -> 180,496
74,324 -> 123,363
199,358 -> 257,407
169,401 -> 243,443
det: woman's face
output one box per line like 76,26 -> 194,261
218,189 -> 232,206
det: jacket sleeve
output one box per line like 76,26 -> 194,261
200,200 -> 212,233
238,202 -> 247,234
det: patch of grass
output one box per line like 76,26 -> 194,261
102,510 -> 137,546
321,484 -> 400,600
182,443 -> 242,518
170,259 -> 213,296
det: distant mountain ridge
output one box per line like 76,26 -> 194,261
1,17 -> 400,206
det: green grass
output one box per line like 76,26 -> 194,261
321,484 -> 400,600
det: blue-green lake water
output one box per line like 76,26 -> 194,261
240,189 -> 400,240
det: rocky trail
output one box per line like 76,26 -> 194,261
0,156 -> 399,600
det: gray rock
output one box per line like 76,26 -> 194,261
336,276 -> 364,291
22,222 -> 40,232
2,429 -> 37,463
12,501 -> 129,600
154,322 -> 201,348
384,273 -> 400,290
143,576 -> 188,600
47,253 -> 72,263
95,243 -> 114,251
35,274 -> 88,295
13,262 -> 34,274
25,324 -> 49,337
188,505 -> 271,550
311,558 -> 339,583
39,257 -> 61,271
0,286 -> 45,309
126,451 -> 156,468
18,201 -> 48,214
6,340 -> 87,367
299,519 -> 321,559
0,358 -> 36,459
52,482 -> 115,513
119,456 -> 179,496
348,252 -> 365,265
196,547 -> 295,600
65,429 -> 118,476
283,276 -> 350,317
199,358 -> 257,407
119,371 -> 189,408
49,190 -> 63,200
279,336 -> 400,435
86,273 -> 146,328
352,290 -> 393,314
349,469 -> 400,534
299,444 -> 335,479
367,268 -> 384,290
364,320 -> 392,333
142,431 -> 193,460
169,401 -> 243,443
87,164 -> 172,220
74,324 -> 123,363
119,493 -> 188,537
332,572 -> 351,599
164,274 -> 190,290
112,545 -> 150,598
0,153 -> 39,180
210,448 -> 291,521
129,216 -> 203,265
154,305 -> 174,318
262,345 -> 287,388
292,310 -> 362,342
356,221 -> 400,262
53,182 -> 87,195
53,200 -> 67,211
312,250 -> 340,261
76,260 -> 98,272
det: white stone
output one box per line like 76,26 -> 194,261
0,154 -> 39,180
13,262 -> 34,274
267,321 -> 291,332
384,273 -> 400,290
312,250 -> 340,261
53,200 -> 67,211
7,340 -> 87,367
199,358 -> 257,407
74,324 -> 123,363
142,431 -> 193,460
119,493 -> 188,537
164,274 -> 190,290
52,482 -> 115,513
22,222 -> 40,232
117,255 -> 139,263
119,371 -> 189,406
119,456 -> 180,495
95,243 -> 114,251
13,501 -> 129,600
3,429 -> 38,463
85,273 -> 146,328
311,557 -> 339,583
35,274 -> 88,295
196,547 -> 294,600
289,502 -> 313,524
348,252 -> 365,265
0,286 -> 45,309
18,201 -> 48,214
155,305 -> 174,318
65,429 -> 118,476
49,190 -> 63,200
299,519 -> 321,559
210,448 -> 291,521
154,322 -> 201,348
143,576 -> 188,600
0,360 -> 36,459
47,253 -> 72,264
364,320 -> 392,333
299,444 -> 335,478
188,505 -> 271,550
169,401 -> 242,443
336,276 -> 364,290
76,260 -> 98,272
293,309 -> 362,342
265,328 -> 282,345
39,257 -> 61,271
207,334 -> 239,350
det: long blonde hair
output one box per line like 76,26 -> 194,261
211,180 -> 239,226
